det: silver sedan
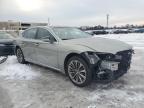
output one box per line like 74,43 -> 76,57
15,27 -> 133,87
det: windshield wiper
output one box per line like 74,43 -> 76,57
62,39 -> 69,40
62,38 -> 75,40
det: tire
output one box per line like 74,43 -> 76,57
66,56 -> 92,87
16,48 -> 26,64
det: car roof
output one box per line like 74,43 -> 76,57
27,26 -> 76,29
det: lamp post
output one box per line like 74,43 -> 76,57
47,18 -> 50,26
106,14 -> 109,28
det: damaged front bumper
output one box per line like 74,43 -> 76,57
97,60 -> 126,81
81,49 -> 134,81
101,61 -> 119,71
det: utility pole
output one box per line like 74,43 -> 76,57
47,18 -> 50,26
106,14 -> 109,28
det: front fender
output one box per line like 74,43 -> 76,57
57,44 -> 95,73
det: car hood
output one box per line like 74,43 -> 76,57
63,37 -> 132,54
0,39 -> 14,45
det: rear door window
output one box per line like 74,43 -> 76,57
22,28 -> 37,39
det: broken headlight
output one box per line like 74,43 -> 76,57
96,52 -> 115,60
84,52 -> 100,64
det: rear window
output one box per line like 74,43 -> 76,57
22,28 -> 37,39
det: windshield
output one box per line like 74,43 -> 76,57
0,32 -> 12,39
52,27 -> 92,40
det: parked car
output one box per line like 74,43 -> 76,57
113,29 -> 129,34
0,32 -> 15,63
15,27 -> 133,87
85,30 -> 95,35
134,28 -> 144,33
93,30 -> 108,35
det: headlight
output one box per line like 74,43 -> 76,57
96,52 -> 115,60
84,52 -> 100,64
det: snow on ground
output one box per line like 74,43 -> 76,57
0,56 -> 40,80
0,33 -> 144,108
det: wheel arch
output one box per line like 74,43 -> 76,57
15,46 -> 21,54
64,52 -> 89,75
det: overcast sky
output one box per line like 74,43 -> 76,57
0,0 -> 144,26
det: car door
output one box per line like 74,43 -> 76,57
20,28 -> 38,62
35,27 -> 59,69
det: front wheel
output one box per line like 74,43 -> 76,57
66,56 -> 92,87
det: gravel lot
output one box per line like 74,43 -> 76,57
0,33 -> 144,108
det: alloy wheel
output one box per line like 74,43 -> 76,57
68,60 -> 87,84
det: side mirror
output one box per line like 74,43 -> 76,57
42,36 -> 56,44
49,36 -> 56,44
91,33 -> 95,36
42,39 -> 50,42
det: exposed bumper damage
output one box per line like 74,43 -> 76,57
101,61 -> 119,71
81,49 -> 134,81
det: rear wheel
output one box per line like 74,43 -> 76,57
16,48 -> 26,64
66,56 -> 92,87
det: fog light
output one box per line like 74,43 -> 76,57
101,61 -> 119,71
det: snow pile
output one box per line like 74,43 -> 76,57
0,56 -> 40,80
